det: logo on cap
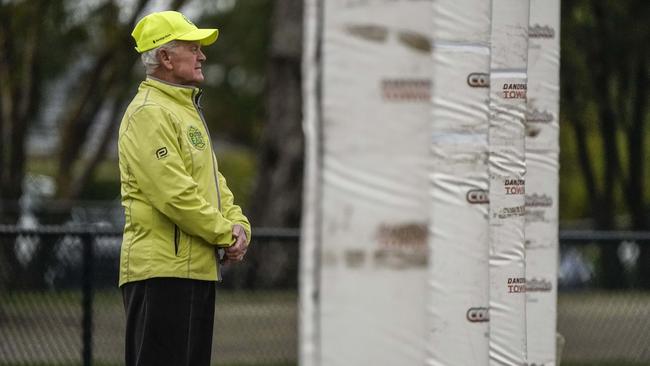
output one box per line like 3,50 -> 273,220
181,14 -> 195,26
152,34 -> 172,44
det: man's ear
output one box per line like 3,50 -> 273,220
158,49 -> 174,70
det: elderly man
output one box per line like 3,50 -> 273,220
118,11 -> 251,366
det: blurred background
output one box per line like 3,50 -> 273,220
0,0 -> 648,365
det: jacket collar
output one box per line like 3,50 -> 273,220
140,77 -> 201,107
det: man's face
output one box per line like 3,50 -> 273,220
166,41 -> 206,86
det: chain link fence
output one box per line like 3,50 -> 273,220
1,223 -> 650,366
0,225 -> 299,366
558,231 -> 650,366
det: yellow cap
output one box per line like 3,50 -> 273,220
132,11 -> 219,53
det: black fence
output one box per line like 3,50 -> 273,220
0,226 -> 299,366
557,230 -> 650,365
559,230 -> 650,289
1,226 -> 650,366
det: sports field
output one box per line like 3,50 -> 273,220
558,292 -> 650,365
0,290 -> 297,366
2,290 -> 650,365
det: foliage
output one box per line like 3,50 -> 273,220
560,0 -> 650,288
0,2 -> 282,294
560,0 -> 650,226
0,0 -> 79,219
199,0 -> 272,147
1,0 -> 649,288
216,149 -> 258,211
0,0 -> 269,207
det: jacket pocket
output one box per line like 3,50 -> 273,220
173,225 -> 180,256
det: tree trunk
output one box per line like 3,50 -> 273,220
0,0 -> 47,289
55,0 -> 190,201
590,2 -> 626,289
629,51 -> 650,287
242,0 -> 303,289
250,0 -> 304,228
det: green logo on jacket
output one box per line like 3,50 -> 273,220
187,126 -> 206,150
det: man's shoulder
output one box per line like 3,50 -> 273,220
119,98 -> 180,136
127,86 -> 162,109
124,93 -> 177,121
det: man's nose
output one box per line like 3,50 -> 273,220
198,49 -> 206,61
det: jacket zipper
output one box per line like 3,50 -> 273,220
193,90 -> 222,211
193,90 -> 224,281
174,225 -> 180,256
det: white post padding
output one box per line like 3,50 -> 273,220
488,0 -> 530,365
300,0 -> 561,364
299,0 -> 323,365
428,0 -> 492,364
315,1 -> 434,365
525,1 -> 561,365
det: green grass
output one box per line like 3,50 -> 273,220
2,361 -> 647,366
0,290 -> 81,307
5,290 -> 650,365
1,289 -> 297,365
0,363 -> 295,366
0,363 -> 117,366
562,362 -> 650,366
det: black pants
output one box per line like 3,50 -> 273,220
122,278 -> 216,366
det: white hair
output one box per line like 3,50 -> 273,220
140,40 -> 181,75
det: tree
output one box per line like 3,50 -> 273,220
0,0 -> 53,224
561,0 -> 650,288
0,0 -> 200,289
249,0 -> 304,228
55,0 -> 192,202
218,0 -> 303,289
0,0 -> 74,289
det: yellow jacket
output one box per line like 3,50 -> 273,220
118,77 -> 251,286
